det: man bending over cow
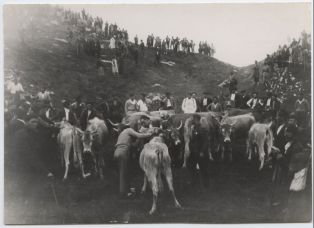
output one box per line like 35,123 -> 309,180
114,115 -> 153,198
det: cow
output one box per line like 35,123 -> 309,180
246,122 -> 274,170
81,117 -> 109,179
57,121 -> 87,180
183,113 -> 220,167
183,114 -> 213,186
139,133 -> 181,215
220,113 -> 256,161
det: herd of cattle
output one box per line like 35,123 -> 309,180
55,108 -> 276,214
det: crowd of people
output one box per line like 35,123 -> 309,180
53,7 -> 216,76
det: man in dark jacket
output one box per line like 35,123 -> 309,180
58,100 -> 77,126
80,101 -> 97,130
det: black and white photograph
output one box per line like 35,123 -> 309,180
2,0 -> 313,226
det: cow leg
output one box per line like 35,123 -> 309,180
91,152 -> 98,176
141,175 -> 148,194
164,167 -> 181,209
258,145 -> 265,171
183,141 -> 190,168
148,174 -> 158,215
98,153 -> 105,180
63,142 -> 71,180
247,139 -> 252,160
221,145 -> 225,161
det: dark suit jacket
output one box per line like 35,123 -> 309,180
58,108 -> 77,126
80,109 -> 97,130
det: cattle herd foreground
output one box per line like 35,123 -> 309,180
5,106 -> 312,220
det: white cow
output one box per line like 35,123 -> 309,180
246,122 -> 274,170
139,135 -> 181,215
57,121 -> 88,180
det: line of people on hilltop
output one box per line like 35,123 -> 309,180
251,32 -> 311,108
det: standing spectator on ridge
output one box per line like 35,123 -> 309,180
154,47 -> 161,65
134,35 -> 138,46
125,94 -> 138,115
253,60 -> 260,86
140,40 -> 145,57
228,71 -> 238,94
182,93 -> 197,113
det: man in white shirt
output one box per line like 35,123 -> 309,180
137,94 -> 148,112
182,93 -> 197,113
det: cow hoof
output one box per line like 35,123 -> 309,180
149,209 -> 156,215
141,190 -> 146,195
175,202 -> 182,209
62,178 -> 67,182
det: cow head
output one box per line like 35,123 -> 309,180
161,120 -> 183,146
220,122 -> 235,144
107,119 -> 130,134
82,130 -> 97,153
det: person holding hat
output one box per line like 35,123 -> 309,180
162,92 -> 176,110
80,100 -> 97,130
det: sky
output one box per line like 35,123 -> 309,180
63,3 -> 312,67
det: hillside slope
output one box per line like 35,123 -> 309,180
4,5 -> 240,106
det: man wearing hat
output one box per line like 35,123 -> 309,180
162,92 -> 176,110
80,100 -> 97,130
114,115 -> 153,198
59,99 -> 77,126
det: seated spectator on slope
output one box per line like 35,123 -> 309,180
125,94 -> 138,115
207,96 -> 222,112
137,93 -> 149,112
294,92 -> 310,127
182,93 -> 197,114
162,92 -> 176,110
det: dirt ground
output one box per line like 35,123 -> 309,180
4,146 -> 312,225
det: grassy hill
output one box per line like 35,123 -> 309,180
3,5 -> 243,107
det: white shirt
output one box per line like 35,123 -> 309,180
182,97 -> 197,113
230,93 -> 236,101
247,98 -> 258,109
202,98 -> 208,106
8,82 -> 24,94
137,99 -> 148,112
64,108 -> 70,121
266,98 -> 271,107
109,37 -> 115,49
166,99 -> 172,107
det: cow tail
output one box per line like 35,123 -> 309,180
156,149 -> 164,192
265,128 -> 273,157
72,129 -> 79,168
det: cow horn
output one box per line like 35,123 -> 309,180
107,119 -> 119,127
176,121 -> 183,130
